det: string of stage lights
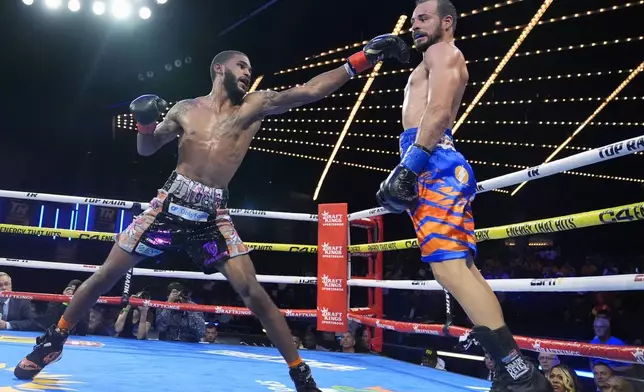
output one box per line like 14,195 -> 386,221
275,3 -> 643,76
257,127 -> 644,157
300,0 -> 641,62
248,145 -> 515,195
267,68 -> 636,91
20,0 -> 167,20
249,138 -> 644,184
255,118 -> 643,127
284,96 -> 644,111
510,61 -> 644,196
272,35 -> 643,77
303,0 -> 527,61
116,117 -> 643,129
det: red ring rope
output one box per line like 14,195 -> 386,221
0,290 -> 317,318
4,290 -> 642,365
348,314 -> 644,365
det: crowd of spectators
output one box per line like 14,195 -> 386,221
1,247 -> 642,391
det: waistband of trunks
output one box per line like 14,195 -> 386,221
161,171 -> 229,211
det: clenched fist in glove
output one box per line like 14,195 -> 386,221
344,34 -> 410,77
376,144 -> 432,214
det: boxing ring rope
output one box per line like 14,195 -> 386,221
2,257 -> 643,293
349,133 -> 644,220
1,261 -> 643,365
2,134 -> 642,218
1,199 -> 641,254
347,314 -> 644,365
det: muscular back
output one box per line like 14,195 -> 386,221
172,97 -> 262,189
402,43 -> 468,132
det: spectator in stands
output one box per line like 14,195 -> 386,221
302,331 -> 327,351
292,335 -> 303,349
360,328 -> 371,351
603,375 -> 634,392
547,364 -> 581,392
592,294 -> 612,318
581,257 -> 599,276
538,352 -> 561,376
157,282 -> 205,343
594,362 -> 614,392
319,331 -> 339,351
0,272 -> 38,331
88,307 -> 113,336
202,323 -> 219,344
590,317 -> 632,373
339,331 -> 357,353
483,354 -> 497,381
36,279 -> 89,335
420,348 -> 445,371
114,291 -> 152,340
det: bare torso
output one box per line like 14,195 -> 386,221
173,97 -> 262,189
402,43 -> 468,135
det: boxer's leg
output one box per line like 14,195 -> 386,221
468,259 -> 501,307
59,245 -> 144,328
430,259 -> 505,330
216,254 -> 300,365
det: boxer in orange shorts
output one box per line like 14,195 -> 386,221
376,1 -> 552,391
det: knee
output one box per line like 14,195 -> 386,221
238,279 -> 264,302
431,260 -> 468,287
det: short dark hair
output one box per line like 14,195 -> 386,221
415,0 -> 458,33
210,50 -> 247,82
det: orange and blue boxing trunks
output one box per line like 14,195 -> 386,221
399,127 -> 477,262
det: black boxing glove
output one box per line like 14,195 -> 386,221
345,34 -> 410,77
376,144 -> 431,213
129,94 -> 168,134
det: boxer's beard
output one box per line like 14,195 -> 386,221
223,69 -> 245,105
415,25 -> 443,52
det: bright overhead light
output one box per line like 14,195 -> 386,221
68,0 -> 81,12
22,0 -> 35,6
92,1 -> 106,15
111,0 -> 132,19
157,0 -> 168,4
45,0 -> 62,9
139,6 -> 151,19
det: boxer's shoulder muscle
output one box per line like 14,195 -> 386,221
239,90 -> 277,120
169,99 -> 198,122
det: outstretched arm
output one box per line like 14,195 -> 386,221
252,34 -> 410,117
415,44 -> 464,149
257,66 -> 352,116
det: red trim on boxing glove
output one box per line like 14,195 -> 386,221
136,122 -> 156,135
347,51 -> 372,75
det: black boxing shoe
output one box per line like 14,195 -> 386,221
471,325 -> 553,392
289,362 -> 321,392
14,325 -> 68,380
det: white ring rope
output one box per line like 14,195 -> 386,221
349,134 -> 644,220
0,190 -> 318,222
2,257 -> 642,293
1,135 -> 642,222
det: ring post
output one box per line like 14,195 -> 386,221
316,203 -> 349,332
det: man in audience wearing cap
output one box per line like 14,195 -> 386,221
421,348 -> 446,371
36,280 -> 89,335
156,282 -> 205,342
